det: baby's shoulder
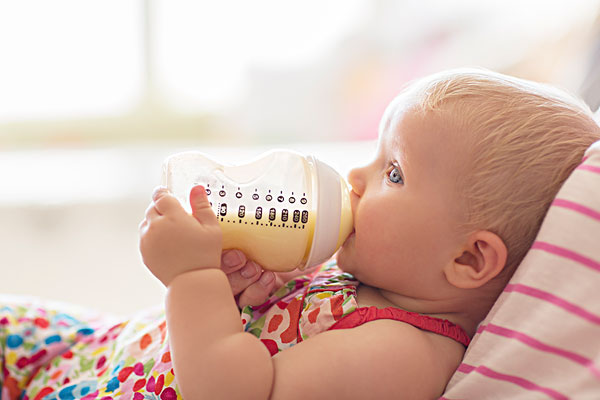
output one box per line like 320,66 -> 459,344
361,317 -> 465,368
344,319 -> 463,397
270,318 -> 460,399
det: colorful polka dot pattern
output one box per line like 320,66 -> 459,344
0,299 -> 180,400
1,261 -> 357,398
241,261 -> 360,355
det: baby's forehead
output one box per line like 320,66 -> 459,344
379,103 -> 471,177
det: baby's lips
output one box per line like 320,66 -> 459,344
342,228 -> 356,247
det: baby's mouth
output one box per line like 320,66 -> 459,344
343,229 -> 356,246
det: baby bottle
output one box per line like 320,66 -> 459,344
161,150 -> 353,272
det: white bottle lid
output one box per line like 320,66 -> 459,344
305,156 -> 347,267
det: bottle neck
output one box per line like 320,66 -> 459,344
335,178 -> 354,251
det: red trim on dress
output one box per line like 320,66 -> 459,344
328,306 -> 471,347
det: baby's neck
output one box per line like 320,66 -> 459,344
356,284 -> 494,337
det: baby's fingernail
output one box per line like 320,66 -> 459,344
223,251 -> 243,267
259,271 -> 275,286
240,262 -> 259,278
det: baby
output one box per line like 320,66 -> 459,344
138,68 -> 600,399
1,68 -> 598,400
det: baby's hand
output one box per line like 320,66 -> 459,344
220,249 -> 277,308
221,249 -> 318,309
139,186 -> 222,287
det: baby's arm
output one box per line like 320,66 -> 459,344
167,272 -> 454,399
166,268 -> 274,399
140,187 -> 455,399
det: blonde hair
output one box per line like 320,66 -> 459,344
409,68 -> 600,274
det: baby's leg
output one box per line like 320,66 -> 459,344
0,295 -> 102,400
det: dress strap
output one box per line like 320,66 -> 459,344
328,306 -> 471,347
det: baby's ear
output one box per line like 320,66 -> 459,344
444,231 -> 507,289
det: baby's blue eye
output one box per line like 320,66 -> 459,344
388,166 -> 403,184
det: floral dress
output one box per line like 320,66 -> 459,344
1,261 -> 469,399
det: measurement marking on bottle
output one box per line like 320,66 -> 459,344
302,210 -> 309,223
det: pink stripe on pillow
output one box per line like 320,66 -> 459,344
456,363 -> 569,400
504,283 -> 600,325
552,198 -> 600,222
577,164 -> 600,174
531,241 -> 600,272
443,142 -> 600,398
478,323 -> 600,378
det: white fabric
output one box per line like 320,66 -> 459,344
442,140 -> 600,399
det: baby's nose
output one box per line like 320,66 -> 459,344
347,167 -> 366,196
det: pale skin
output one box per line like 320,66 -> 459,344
139,98 -> 509,399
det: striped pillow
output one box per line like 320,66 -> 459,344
442,140 -> 600,399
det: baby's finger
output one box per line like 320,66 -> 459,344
226,261 -> 261,295
221,249 -> 247,274
190,185 -> 217,225
138,219 -> 148,233
152,186 -> 169,201
145,202 -> 160,220
237,271 -> 276,308
153,190 -> 185,216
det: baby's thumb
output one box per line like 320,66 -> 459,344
190,185 -> 217,224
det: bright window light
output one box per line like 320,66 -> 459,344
154,0 -> 371,111
0,0 -> 143,121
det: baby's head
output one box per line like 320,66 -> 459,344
337,68 -> 600,313
411,68 -> 600,278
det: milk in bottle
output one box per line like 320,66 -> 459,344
161,150 -> 353,272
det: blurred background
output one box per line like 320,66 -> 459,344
1,0 -> 600,316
